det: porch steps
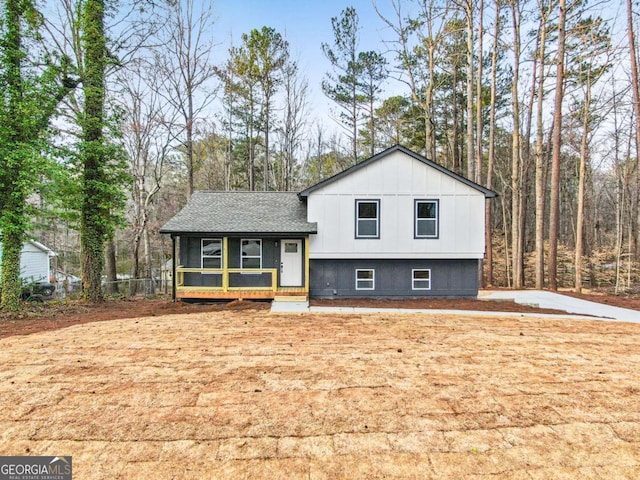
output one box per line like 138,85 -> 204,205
271,295 -> 309,313
273,295 -> 308,302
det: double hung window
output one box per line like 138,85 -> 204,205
415,200 -> 438,238
241,239 -> 262,269
356,200 -> 380,238
412,269 -> 431,290
355,269 -> 375,290
201,238 -> 222,270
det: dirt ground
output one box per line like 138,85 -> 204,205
0,298 -> 271,340
1,308 -> 639,479
4,289 -> 637,339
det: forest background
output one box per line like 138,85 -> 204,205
1,0 -> 639,309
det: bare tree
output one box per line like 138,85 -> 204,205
156,0 -> 217,199
374,0 -> 448,160
118,58 -> 175,283
276,61 -> 309,191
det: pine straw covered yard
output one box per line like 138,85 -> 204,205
1,310 -> 639,479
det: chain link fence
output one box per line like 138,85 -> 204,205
102,278 -> 160,297
51,278 -> 168,299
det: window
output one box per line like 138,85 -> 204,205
356,200 -> 380,238
241,239 -> 262,269
201,238 -> 222,269
284,242 -> 298,253
355,269 -> 375,290
415,200 -> 439,238
412,269 -> 431,290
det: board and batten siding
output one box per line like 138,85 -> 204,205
306,150 -> 486,259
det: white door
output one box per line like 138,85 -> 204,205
280,240 -> 302,287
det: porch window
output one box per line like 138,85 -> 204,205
201,238 -> 222,269
355,269 -> 375,290
241,239 -> 262,269
415,200 -> 438,238
412,269 -> 431,290
356,200 -> 380,238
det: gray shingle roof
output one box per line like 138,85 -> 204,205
159,191 -> 317,235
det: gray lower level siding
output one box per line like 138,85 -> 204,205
310,259 -> 479,298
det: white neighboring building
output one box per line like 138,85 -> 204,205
0,240 -> 57,283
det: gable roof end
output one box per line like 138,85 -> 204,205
298,144 -> 498,199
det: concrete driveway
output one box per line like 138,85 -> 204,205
479,290 -> 640,322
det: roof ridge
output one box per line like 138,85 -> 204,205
193,190 -> 298,194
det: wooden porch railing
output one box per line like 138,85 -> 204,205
176,266 -> 278,292
176,266 -> 305,293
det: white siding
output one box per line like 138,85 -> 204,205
307,150 -> 486,259
0,241 -> 52,282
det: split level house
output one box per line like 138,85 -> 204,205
160,145 -> 497,301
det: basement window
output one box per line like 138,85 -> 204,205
412,269 -> 431,290
355,269 -> 375,290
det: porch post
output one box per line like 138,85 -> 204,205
171,235 -> 177,302
222,237 -> 229,292
304,237 -> 310,294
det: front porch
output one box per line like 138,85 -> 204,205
175,266 -> 309,300
171,236 -> 310,301
159,191 -> 317,302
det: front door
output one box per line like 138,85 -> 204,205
280,239 -> 302,287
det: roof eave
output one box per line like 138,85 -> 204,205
158,229 -> 318,236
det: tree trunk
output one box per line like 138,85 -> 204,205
484,0 -> 501,287
1,230 -> 24,310
475,0 -> 484,186
105,238 -> 118,295
80,0 -> 108,302
452,66 -> 461,173
186,88 -> 194,198
575,76 -> 591,293
612,78 -> 624,293
143,228 -> 153,280
548,0 -> 566,291
132,230 -> 141,280
509,0 -> 524,289
264,97 -> 270,191
465,0 -> 475,181
534,5 -> 549,289
0,0 -> 26,311
627,0 -> 640,258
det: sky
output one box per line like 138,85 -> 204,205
209,0 -> 628,131
210,0 -> 404,126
